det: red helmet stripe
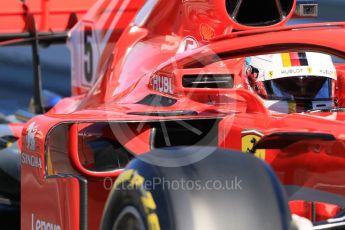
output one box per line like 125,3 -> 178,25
290,52 -> 301,67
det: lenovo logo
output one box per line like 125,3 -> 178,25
32,213 -> 61,230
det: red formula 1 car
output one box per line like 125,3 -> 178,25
0,0 -> 345,229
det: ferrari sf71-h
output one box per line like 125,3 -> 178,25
0,0 -> 344,229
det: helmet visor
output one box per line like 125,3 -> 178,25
259,76 -> 332,101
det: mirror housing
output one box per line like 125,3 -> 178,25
294,0 -> 318,18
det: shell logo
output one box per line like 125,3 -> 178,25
200,23 -> 215,41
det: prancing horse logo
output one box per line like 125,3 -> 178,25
26,122 -> 38,151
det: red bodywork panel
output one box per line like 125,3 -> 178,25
2,0 -> 342,229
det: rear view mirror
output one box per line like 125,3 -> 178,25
295,2 -> 318,17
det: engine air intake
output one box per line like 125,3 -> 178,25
226,0 -> 294,26
182,74 -> 234,89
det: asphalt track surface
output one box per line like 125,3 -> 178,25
0,0 -> 343,115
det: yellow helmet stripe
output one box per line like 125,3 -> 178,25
281,53 -> 292,67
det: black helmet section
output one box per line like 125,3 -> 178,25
102,147 -> 292,230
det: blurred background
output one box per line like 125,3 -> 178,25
0,0 -> 343,115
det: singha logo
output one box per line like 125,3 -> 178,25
26,122 -> 38,151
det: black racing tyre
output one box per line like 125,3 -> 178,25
106,177 -> 157,230
101,147 -> 292,230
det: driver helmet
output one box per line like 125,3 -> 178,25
244,52 -> 337,113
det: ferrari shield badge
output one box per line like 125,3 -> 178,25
241,129 -> 266,160
177,36 -> 199,54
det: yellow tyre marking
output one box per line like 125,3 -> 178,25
142,190 -> 160,230
115,170 -> 161,230
114,169 -> 134,187
147,213 -> 161,230
130,173 -> 145,187
141,191 -> 157,211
